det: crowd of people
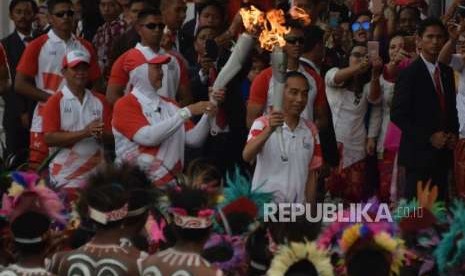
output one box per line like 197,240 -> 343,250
0,0 -> 464,275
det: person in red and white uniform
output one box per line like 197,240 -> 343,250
243,71 -> 322,204
246,23 -> 327,128
42,50 -> 112,189
107,8 -> 191,106
15,0 -> 101,169
112,55 -> 221,187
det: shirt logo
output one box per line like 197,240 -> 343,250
64,106 -> 72,113
49,51 -> 57,56
302,138 -> 311,150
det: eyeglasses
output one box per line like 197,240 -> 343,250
143,23 -> 165,30
53,10 -> 75,18
351,21 -> 371,32
285,36 -> 305,45
350,52 -> 366,58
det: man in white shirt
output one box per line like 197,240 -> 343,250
243,71 -> 322,203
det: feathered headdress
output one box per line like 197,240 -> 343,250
215,167 -> 273,235
267,240 -> 334,276
393,181 -> 447,233
317,200 -> 405,275
202,234 -> 247,274
434,200 -> 465,275
219,167 -> 273,219
339,223 -> 406,275
0,171 -> 65,225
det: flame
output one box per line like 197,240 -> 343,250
258,9 -> 290,51
289,6 -> 311,26
240,5 -> 265,33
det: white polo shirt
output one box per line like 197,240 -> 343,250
247,116 -> 322,203
112,88 -> 194,186
16,29 -> 101,133
108,43 -> 189,100
42,86 -> 111,188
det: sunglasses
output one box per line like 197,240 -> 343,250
53,10 -> 75,18
143,23 -> 165,30
285,36 -> 305,45
351,21 -> 371,32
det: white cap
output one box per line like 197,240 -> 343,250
62,50 -> 90,68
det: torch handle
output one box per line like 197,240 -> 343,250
212,33 -> 255,91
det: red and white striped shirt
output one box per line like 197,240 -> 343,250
42,85 -> 111,188
16,29 -> 101,133
112,89 -> 209,187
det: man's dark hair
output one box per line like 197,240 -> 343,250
285,260 -> 319,276
397,6 -> 421,22
169,186 -> 212,243
137,7 -> 162,21
286,71 -> 308,84
346,247 -> 390,276
77,165 -> 131,230
197,0 -> 224,16
418,17 -> 447,37
303,25 -> 325,53
194,25 -> 218,40
47,0 -> 72,13
350,11 -> 372,26
9,0 -> 38,14
130,0 -> 155,9
11,212 -> 50,255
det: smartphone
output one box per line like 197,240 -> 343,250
371,0 -> 383,14
404,36 -> 416,53
367,41 -> 379,61
205,39 -> 219,60
329,12 -> 340,28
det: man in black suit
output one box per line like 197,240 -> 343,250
1,0 -> 38,162
391,18 -> 460,200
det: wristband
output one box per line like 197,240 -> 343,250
178,107 -> 192,120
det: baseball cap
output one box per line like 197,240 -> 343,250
147,55 -> 171,65
62,50 -> 91,68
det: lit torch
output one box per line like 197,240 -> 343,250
211,6 -> 264,93
210,6 -> 264,134
259,9 -> 290,161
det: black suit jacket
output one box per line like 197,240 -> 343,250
391,57 -> 459,169
1,31 -> 30,158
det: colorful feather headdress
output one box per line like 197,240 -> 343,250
317,200 -> 405,275
215,167 -> 273,235
339,223 -> 406,275
203,234 -> 247,274
0,171 -> 65,225
393,181 -> 447,232
219,167 -> 273,218
267,240 -> 334,276
391,181 -> 447,275
434,200 -> 465,275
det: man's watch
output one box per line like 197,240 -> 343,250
178,107 -> 191,120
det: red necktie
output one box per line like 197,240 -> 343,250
433,66 -> 446,113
